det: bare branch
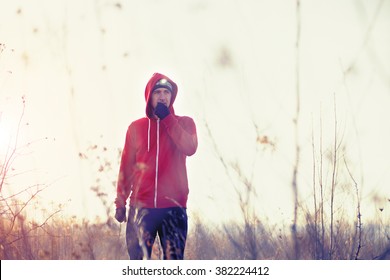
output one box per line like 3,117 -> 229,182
291,0 -> 301,260
344,158 -> 363,260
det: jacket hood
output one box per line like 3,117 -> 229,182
145,73 -> 178,118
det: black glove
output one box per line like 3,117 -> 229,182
115,207 -> 126,223
154,102 -> 170,120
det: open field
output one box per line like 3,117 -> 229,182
1,210 -> 389,260
1,0 -> 390,261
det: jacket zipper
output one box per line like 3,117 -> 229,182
154,119 -> 160,208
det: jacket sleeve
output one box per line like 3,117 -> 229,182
161,115 -> 198,156
115,124 -> 136,209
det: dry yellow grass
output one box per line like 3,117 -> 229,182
1,211 -> 389,260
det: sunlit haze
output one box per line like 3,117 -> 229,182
1,0 -> 390,228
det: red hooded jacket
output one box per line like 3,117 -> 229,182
115,73 -> 198,209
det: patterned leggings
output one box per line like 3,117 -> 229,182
126,207 -> 188,260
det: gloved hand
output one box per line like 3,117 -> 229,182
115,207 -> 126,223
154,102 -> 170,120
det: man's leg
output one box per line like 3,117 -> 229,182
127,207 -> 160,260
159,207 -> 188,260
126,207 -> 143,260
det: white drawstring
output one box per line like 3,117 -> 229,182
154,119 -> 160,208
147,118 -> 151,152
147,118 -> 160,207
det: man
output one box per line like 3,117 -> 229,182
114,72 -> 198,260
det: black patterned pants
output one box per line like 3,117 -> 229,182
126,207 -> 188,260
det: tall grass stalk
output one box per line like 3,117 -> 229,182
329,94 -> 339,259
291,0 -> 301,259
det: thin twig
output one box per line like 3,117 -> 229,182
291,0 -> 301,260
311,115 -> 319,259
329,93 -> 338,259
344,158 -> 362,260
